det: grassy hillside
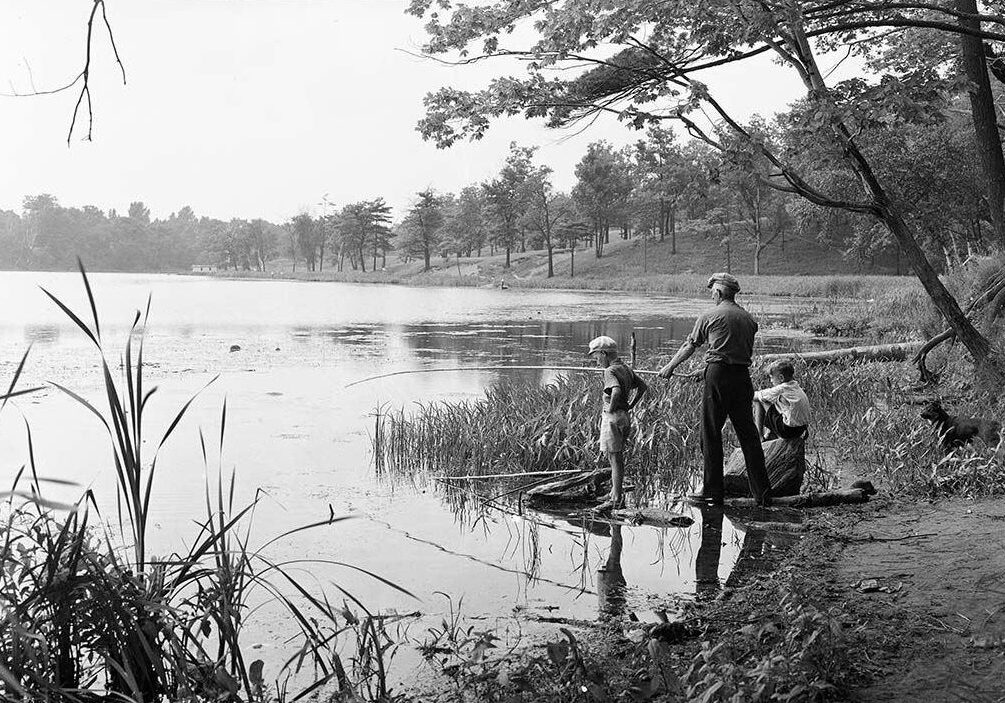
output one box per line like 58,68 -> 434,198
213,221 -> 910,300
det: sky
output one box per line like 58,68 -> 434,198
0,1 -> 813,222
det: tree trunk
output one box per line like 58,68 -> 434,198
669,209 -> 676,254
547,245 -> 554,278
958,0 -> 1005,242
505,246 -> 511,268
762,341 -> 923,365
642,228 -> 648,274
570,242 -> 575,278
726,488 -> 870,509
882,206 -> 995,371
423,245 -> 431,271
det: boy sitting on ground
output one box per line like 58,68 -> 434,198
587,336 -> 648,512
753,360 -> 811,441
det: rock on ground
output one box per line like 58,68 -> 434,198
724,436 -> 806,497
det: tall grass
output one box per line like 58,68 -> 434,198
372,357 -> 1002,505
1,262 -> 411,702
373,374 -> 702,504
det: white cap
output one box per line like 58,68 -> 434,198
587,335 -> 618,355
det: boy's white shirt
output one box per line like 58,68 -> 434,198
754,380 -> 811,427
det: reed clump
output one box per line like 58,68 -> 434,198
373,374 -> 704,502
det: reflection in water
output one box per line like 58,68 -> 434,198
0,272 -> 813,678
726,528 -> 770,589
597,524 -> 627,618
695,507 -> 725,600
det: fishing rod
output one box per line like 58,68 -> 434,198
345,365 -> 694,388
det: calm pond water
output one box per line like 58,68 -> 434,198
0,271 -> 810,684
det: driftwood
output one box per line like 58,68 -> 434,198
761,342 -> 923,366
610,508 -> 695,528
724,437 -> 806,497
732,520 -> 808,533
726,487 -> 870,508
525,469 -> 614,506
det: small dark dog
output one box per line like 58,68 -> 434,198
920,400 -> 1000,449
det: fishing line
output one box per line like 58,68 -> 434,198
346,365 -> 692,388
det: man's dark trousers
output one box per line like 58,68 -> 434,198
700,363 -> 771,500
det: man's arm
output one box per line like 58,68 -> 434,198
658,341 -> 698,379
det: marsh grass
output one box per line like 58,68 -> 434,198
371,355 -> 1005,504
373,374 -> 703,505
1,262 -> 411,702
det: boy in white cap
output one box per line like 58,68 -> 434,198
587,335 -> 648,512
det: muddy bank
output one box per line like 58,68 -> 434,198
399,495 -> 1005,702
829,497 -> 1005,702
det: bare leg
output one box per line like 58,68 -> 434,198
752,400 -> 768,439
609,451 -> 625,506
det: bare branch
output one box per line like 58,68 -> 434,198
67,0 -> 125,145
101,0 -> 127,85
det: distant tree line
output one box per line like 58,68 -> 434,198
2,119 -> 983,276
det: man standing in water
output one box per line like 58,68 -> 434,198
657,272 -> 771,506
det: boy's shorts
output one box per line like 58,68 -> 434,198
599,410 -> 631,453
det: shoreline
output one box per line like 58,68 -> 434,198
184,267 -> 916,302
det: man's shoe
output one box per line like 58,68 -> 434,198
686,492 -> 724,506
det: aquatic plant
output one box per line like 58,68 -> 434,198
1,263 -> 410,702
372,373 -> 704,504
371,352 -> 1005,504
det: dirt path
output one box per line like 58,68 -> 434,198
827,498 -> 1005,702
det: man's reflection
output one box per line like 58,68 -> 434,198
694,506 -> 724,600
597,524 -> 627,618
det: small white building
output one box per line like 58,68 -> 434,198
191,263 -> 218,273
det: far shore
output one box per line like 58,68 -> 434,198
186,264 -> 914,301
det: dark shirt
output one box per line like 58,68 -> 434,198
687,300 -> 758,366
603,359 -> 643,413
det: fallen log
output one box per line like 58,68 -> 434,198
761,342 -> 923,366
525,469 -> 613,506
611,508 -> 695,528
725,488 -> 870,509
732,520 -> 808,534
724,437 -> 805,497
